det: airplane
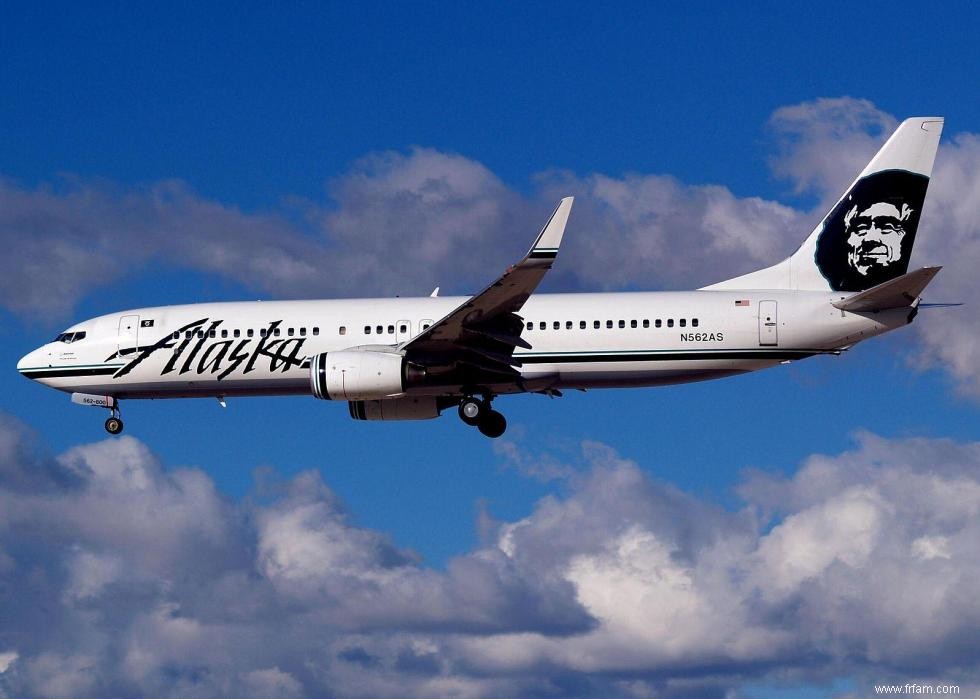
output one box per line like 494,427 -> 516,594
18,117 -> 946,438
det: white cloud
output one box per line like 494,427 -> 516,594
241,667 -> 303,699
4,414 -> 980,697
0,652 -> 16,674
767,97 -> 899,200
23,653 -> 98,699
751,486 -> 884,598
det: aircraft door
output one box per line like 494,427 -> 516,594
758,301 -> 778,346
118,314 -> 140,354
396,320 -> 411,343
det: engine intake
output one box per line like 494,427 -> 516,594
310,350 -> 406,400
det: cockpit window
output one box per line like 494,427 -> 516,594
54,331 -> 87,344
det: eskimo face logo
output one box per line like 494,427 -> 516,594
814,170 -> 929,292
844,200 -> 913,276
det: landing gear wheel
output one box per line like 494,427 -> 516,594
477,410 -> 507,439
104,417 -> 124,435
458,397 -> 484,426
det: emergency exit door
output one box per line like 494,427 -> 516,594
758,301 -> 778,346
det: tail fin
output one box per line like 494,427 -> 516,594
704,117 -> 944,292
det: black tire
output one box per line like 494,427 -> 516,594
105,417 -> 124,435
477,410 -> 506,438
458,397 -> 484,426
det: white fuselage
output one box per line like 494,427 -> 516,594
17,290 -> 910,400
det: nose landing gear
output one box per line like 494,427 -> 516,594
69,393 -> 124,435
458,394 -> 507,438
104,405 -> 124,435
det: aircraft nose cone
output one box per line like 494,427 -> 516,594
17,348 -> 40,376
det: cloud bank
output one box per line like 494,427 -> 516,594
3,98 -> 979,397
2,415 -> 980,697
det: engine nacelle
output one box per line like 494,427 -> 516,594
310,350 -> 405,400
348,396 -> 441,421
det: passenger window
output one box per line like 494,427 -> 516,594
526,322 -> 533,331
274,328 -> 281,337
247,329 -> 254,338
287,328 -> 294,336
376,325 -> 383,335
606,320 -> 613,329
580,321 -> 586,329
260,329 -> 267,338
618,320 -> 625,328
300,327 -> 306,336
594,320 -> 600,329
400,324 -> 407,333
173,332 -> 180,340
387,325 -> 394,334
566,321 -> 572,330
667,319 -> 674,328
364,326 -> 371,334
339,326 -> 346,335
539,322 -> 546,330
553,321 -> 560,330
679,319 -> 686,327
234,329 -> 241,338
692,318 -> 699,327
313,327 -> 319,336
655,319 -> 662,328
221,329 -> 228,338
422,323 -> 431,330
630,320 -> 637,328
208,330 -> 215,338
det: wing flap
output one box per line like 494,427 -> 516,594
463,326 -> 533,351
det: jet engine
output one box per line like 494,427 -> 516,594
348,396 -> 441,421
310,349 -> 426,401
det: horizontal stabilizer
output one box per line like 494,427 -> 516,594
832,266 -> 942,312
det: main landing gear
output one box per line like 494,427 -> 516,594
104,405 -> 124,435
458,394 -> 506,438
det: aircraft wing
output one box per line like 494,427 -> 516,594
399,197 -> 573,378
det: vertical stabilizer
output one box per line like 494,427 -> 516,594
704,117 -> 944,292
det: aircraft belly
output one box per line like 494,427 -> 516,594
546,359 -> 744,389
40,373 -> 310,399
560,369 -> 746,389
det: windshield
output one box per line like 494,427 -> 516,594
53,331 -> 87,344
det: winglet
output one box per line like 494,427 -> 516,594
529,197 -> 573,259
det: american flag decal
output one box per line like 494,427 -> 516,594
735,299 -> 750,306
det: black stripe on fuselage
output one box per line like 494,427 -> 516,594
18,366 -> 120,379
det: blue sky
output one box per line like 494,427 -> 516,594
2,2 -> 980,698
